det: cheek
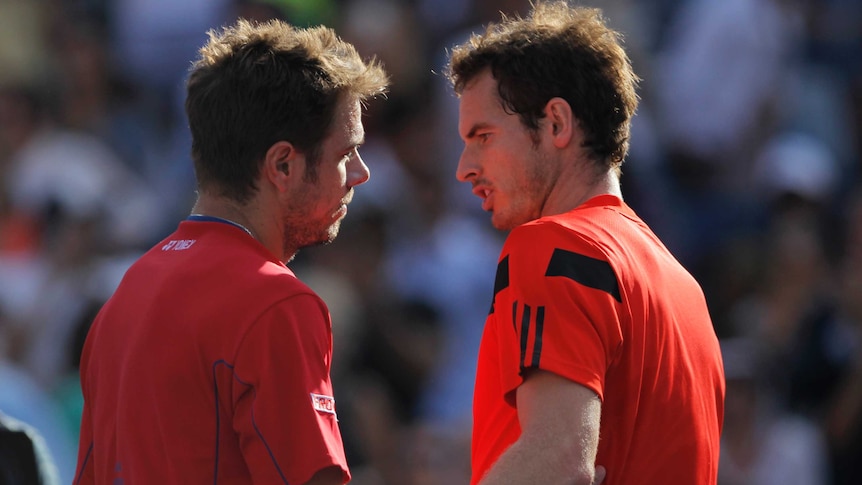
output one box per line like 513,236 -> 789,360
493,150 -> 522,183
322,169 -> 347,202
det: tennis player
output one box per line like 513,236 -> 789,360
447,2 -> 725,484
73,19 -> 388,485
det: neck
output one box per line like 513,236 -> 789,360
542,167 -> 622,218
191,194 -> 291,263
591,170 -> 623,200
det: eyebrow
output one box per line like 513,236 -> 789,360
346,135 -> 365,151
464,122 -> 492,140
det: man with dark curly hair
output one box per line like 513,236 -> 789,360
74,19 -> 388,485
447,2 -> 725,484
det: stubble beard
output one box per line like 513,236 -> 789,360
493,149 -> 552,231
283,216 -> 341,256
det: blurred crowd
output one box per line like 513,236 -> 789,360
0,0 -> 859,483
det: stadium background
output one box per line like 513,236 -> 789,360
0,0 -> 859,483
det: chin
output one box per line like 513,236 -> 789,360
288,223 -> 340,251
492,214 -> 519,232
326,220 -> 342,241
493,205 -> 541,230
311,229 -> 339,248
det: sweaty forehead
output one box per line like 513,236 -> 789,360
337,97 -> 364,144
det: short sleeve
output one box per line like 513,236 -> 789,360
494,223 -> 624,402
231,293 -> 349,485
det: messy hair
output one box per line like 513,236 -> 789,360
447,1 -> 639,171
186,19 -> 388,202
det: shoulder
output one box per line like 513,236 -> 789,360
502,216 -> 623,302
234,290 -> 332,359
504,217 -> 606,266
247,267 -> 329,324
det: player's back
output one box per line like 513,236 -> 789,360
549,196 -> 725,483
76,221 -> 315,483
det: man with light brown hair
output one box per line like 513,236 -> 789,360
74,19 -> 387,485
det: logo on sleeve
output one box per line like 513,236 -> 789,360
310,393 -> 337,416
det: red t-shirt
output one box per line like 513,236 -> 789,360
472,195 -> 725,484
74,220 -> 349,484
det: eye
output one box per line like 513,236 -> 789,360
341,146 -> 358,162
478,133 -> 492,143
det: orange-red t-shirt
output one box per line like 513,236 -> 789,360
74,220 -> 349,485
472,195 -> 725,484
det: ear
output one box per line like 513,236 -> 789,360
544,97 -> 575,149
262,141 -> 299,193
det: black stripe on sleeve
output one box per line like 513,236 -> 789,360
489,255 -> 510,314
531,306 -> 545,367
545,248 -> 621,302
519,303 -> 531,369
493,256 -> 510,296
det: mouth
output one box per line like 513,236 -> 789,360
472,186 -> 492,211
334,203 -> 348,220
335,191 -> 353,219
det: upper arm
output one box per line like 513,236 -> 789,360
516,369 -> 602,477
500,224 -> 623,402
232,294 -> 349,485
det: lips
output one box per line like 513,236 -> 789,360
472,186 -> 493,211
335,191 -> 353,218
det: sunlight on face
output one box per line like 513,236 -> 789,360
456,71 -> 557,230
283,96 -> 368,254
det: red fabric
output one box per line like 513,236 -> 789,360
472,195 -> 725,484
75,221 -> 349,485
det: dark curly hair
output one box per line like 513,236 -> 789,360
447,2 -> 639,171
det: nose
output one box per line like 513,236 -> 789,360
348,152 -> 370,188
455,148 -> 477,183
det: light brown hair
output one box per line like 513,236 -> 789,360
186,19 -> 388,202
